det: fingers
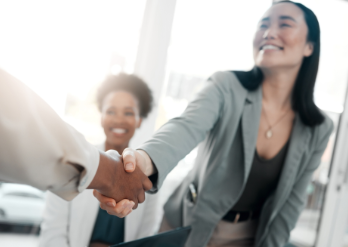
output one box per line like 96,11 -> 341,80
93,190 -> 116,207
120,206 -> 133,217
93,190 -> 135,218
122,148 -> 136,173
138,190 -> 146,204
143,177 -> 153,191
132,200 -> 139,210
102,199 -> 135,218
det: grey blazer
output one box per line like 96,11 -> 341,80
139,71 -> 333,247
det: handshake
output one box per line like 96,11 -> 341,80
87,148 -> 156,218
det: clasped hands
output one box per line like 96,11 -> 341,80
87,148 -> 155,218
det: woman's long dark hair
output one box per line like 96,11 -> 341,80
234,1 -> 324,127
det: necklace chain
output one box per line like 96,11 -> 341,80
262,105 -> 291,139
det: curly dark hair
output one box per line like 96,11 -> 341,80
97,73 -> 153,118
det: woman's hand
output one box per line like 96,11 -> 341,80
93,190 -> 135,218
122,148 -> 156,176
89,150 -> 153,217
94,148 -> 156,216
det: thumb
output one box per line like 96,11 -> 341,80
122,148 -> 136,172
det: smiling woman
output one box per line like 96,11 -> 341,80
97,73 -> 153,154
39,73 -> 158,247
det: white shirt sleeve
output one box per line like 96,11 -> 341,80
0,68 -> 99,201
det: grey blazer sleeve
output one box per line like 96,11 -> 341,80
138,75 -> 225,191
261,118 -> 334,247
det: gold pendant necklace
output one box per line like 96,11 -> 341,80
266,129 -> 273,139
262,105 -> 291,139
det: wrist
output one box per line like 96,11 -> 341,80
87,152 -> 113,191
137,150 -> 157,176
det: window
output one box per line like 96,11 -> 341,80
156,0 -> 271,129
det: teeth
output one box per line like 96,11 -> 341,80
112,128 -> 126,134
262,45 -> 281,50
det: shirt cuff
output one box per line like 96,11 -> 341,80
77,146 -> 100,193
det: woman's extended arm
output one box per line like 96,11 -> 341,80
0,68 -> 99,200
96,72 -> 229,213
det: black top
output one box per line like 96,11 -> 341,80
90,208 -> 124,245
222,121 -> 289,221
231,140 -> 289,212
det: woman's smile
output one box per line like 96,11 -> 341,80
101,90 -> 142,151
111,127 -> 128,136
253,2 -> 313,71
259,43 -> 284,51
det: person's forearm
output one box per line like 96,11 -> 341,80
0,68 -> 99,201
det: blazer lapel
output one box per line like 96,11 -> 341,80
125,202 -> 145,242
241,87 -> 262,181
257,115 -> 311,244
271,114 -> 311,217
70,189 -> 99,247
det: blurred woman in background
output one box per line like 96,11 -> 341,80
39,73 -> 160,247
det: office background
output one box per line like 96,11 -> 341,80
0,0 -> 348,246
